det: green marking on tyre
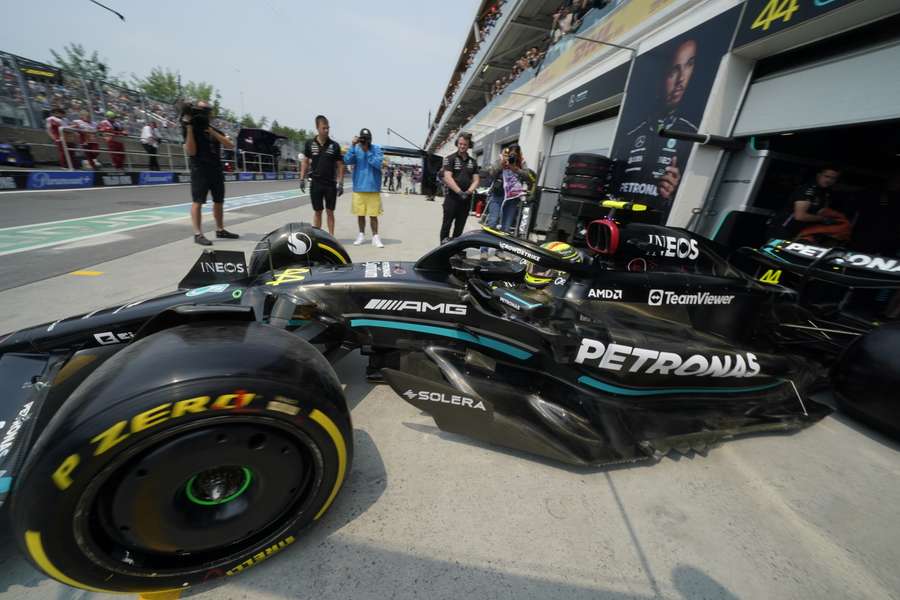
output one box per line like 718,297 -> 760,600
185,467 -> 253,506
232,289 -> 243,299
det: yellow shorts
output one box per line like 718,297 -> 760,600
351,192 -> 382,216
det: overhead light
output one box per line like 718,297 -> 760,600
482,64 -> 490,74
781,132 -> 795,136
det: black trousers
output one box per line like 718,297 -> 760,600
143,144 -> 159,171
440,192 -> 468,241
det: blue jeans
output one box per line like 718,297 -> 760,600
500,196 -> 521,233
484,193 -> 502,229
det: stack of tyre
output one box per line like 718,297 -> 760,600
553,153 -> 613,244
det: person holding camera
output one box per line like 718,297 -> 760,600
300,115 -> 344,236
440,132 -> 479,243
493,144 -> 534,234
343,128 -> 385,248
182,100 -> 238,246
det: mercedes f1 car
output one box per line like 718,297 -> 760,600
0,205 -> 894,593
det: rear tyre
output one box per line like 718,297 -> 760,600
11,322 -> 352,593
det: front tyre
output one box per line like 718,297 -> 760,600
10,322 -> 352,593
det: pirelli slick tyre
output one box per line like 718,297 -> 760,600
564,153 -> 612,178
10,322 -> 352,594
561,174 -> 608,199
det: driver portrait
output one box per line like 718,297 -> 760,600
619,38 -> 698,206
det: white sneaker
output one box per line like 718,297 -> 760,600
353,232 -> 365,245
372,234 -> 384,248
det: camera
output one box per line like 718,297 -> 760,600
175,100 -> 211,133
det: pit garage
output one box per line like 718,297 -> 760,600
696,16 -> 900,257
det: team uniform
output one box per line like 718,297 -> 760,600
616,114 -> 697,207
303,136 -> 343,211
45,114 -> 72,168
441,151 -> 479,241
98,117 -> 126,170
769,181 -> 833,239
187,126 -> 225,204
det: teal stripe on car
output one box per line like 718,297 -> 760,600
577,375 -> 784,397
349,319 -> 533,360
502,292 -> 542,309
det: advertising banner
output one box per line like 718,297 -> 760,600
609,6 -> 741,220
263,172 -> 277,180
101,174 -> 134,187
224,174 -> 237,181
283,172 -> 298,180
138,172 -> 175,185
26,171 -> 95,190
239,172 -> 255,181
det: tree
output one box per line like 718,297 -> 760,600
257,115 -> 269,129
239,113 -> 258,128
50,43 -> 117,82
132,67 -> 180,102
182,81 -> 216,102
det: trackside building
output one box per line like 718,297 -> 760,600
426,0 -> 900,253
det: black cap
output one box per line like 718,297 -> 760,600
359,128 -> 372,140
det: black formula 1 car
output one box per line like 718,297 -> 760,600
0,206 -> 892,593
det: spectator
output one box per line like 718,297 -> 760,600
98,110 -> 126,170
440,132 -> 480,243
492,144 -> 534,234
71,110 -> 100,169
396,168 -> 403,193
383,163 -> 392,189
182,100 -> 239,246
344,128 -> 385,248
45,106 -> 73,168
140,121 -> 161,171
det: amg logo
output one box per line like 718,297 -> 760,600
498,241 -> 541,262
574,338 -> 761,378
365,299 -> 467,315
200,262 -> 246,274
403,389 -> 486,411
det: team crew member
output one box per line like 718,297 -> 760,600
98,110 -> 126,170
440,132 -> 479,243
183,100 -> 239,246
300,115 -> 344,235
45,107 -> 73,168
72,110 -> 100,169
769,166 -> 842,239
344,128 -> 385,248
140,121 -> 161,171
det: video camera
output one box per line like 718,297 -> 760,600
175,99 -> 212,133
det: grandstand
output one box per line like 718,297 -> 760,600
0,50 -> 302,171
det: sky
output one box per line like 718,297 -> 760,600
0,0 -> 480,147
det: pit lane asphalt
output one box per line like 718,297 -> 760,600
0,180 -> 308,291
0,191 -> 898,600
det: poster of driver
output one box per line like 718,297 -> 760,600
610,6 -> 741,220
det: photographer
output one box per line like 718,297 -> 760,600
343,128 -> 385,248
440,132 -> 479,243
491,143 -> 534,234
182,100 -> 239,246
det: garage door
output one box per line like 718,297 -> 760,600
734,40 -> 900,136
536,117 -> 618,230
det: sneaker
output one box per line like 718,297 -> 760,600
194,234 -> 212,246
353,232 -> 365,245
372,234 -> 384,248
216,229 -> 240,239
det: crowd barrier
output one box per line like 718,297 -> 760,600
0,169 -> 298,191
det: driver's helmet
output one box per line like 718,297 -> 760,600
524,241 -> 582,288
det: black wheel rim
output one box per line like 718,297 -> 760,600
73,416 -> 324,576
